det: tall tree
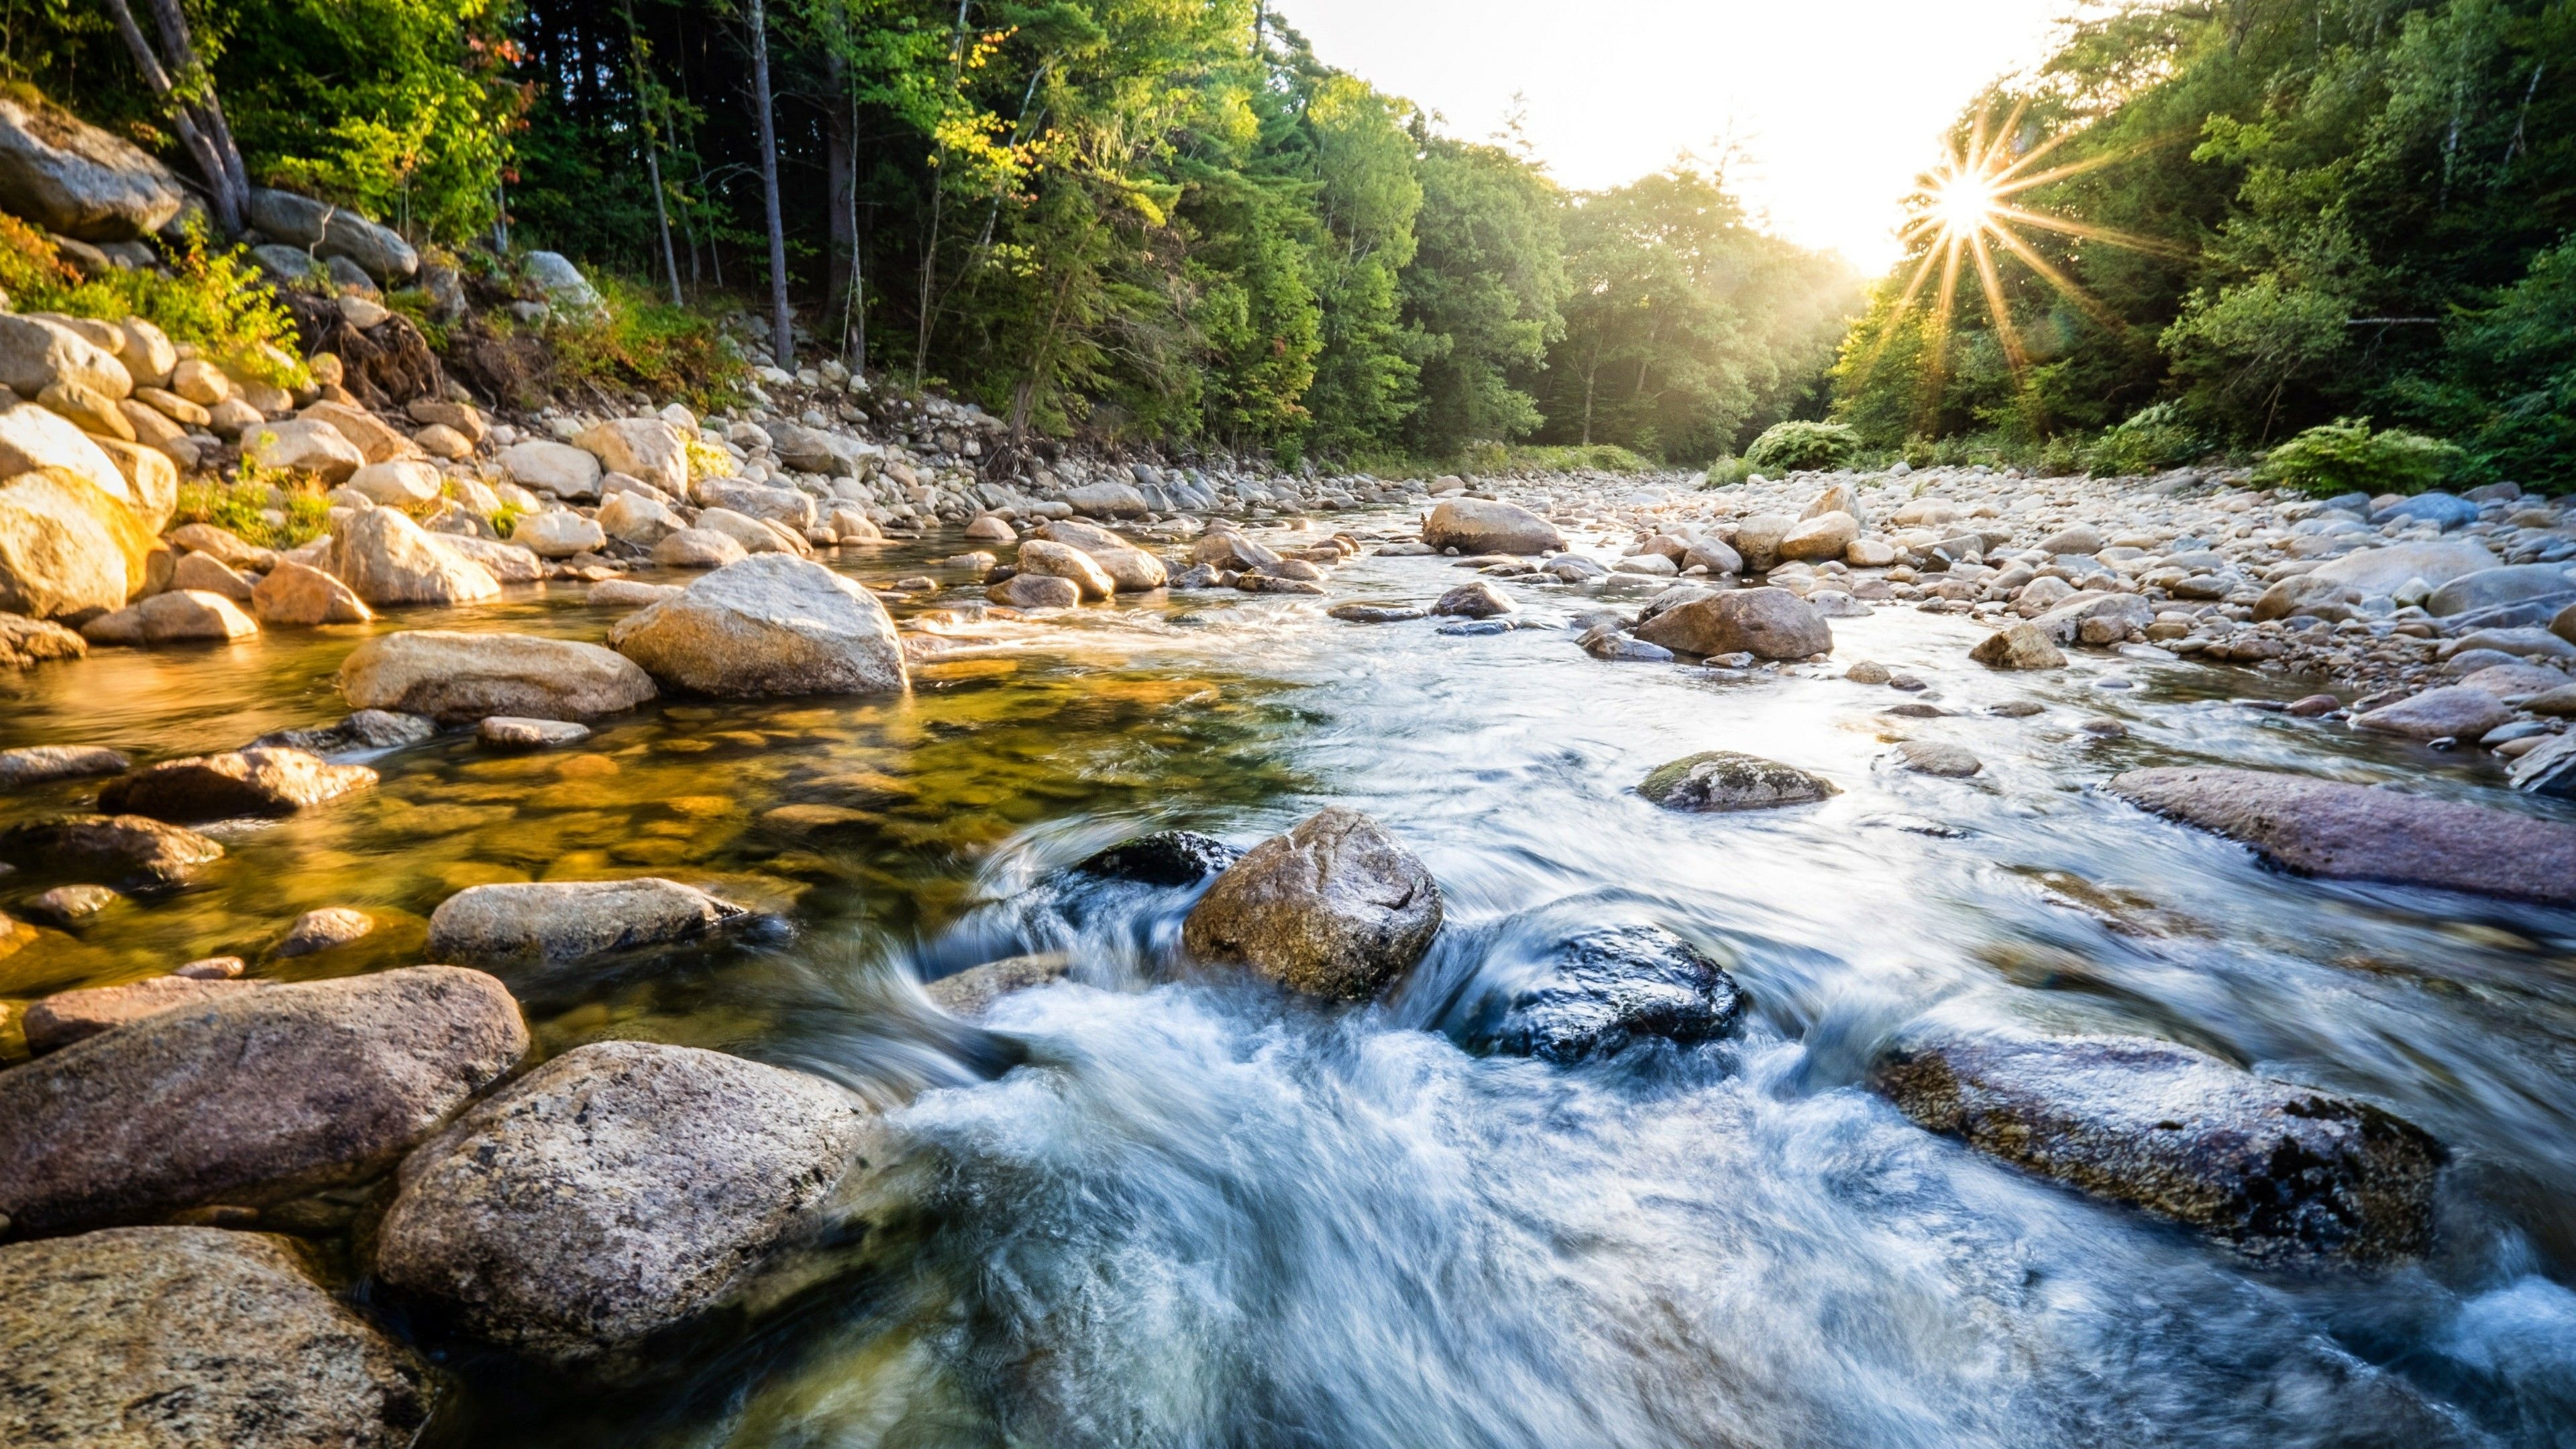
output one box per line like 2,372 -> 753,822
747,0 -> 794,365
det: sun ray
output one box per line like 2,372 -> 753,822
1987,203 -> 2190,258
1986,223 -> 2129,335
1968,226 -> 2029,382
1921,234 -> 1966,413
1851,232 -> 1955,379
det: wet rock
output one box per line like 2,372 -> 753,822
926,953 -> 1073,1016
327,508 -> 502,607
1328,602 -> 1425,623
97,747 -> 375,822
252,708 -> 435,757
1016,538 -> 1116,600
1896,741 -> 1983,777
1870,1031 -> 2442,1264
1633,586 -> 1831,659
988,572 -> 1081,608
478,715 -> 592,749
0,608 -> 85,666
22,974 -> 266,1055
0,1227 -> 429,1448
2423,564 -> 2576,618
425,877 -> 747,965
1970,622 -> 2067,670
1072,829 -> 1242,887
2351,686 -> 2513,743
2110,765 -> 2576,905
1845,660 -> 1892,684
1585,630 -> 1676,662
269,906 -> 374,959
2507,733 -> 2576,798
0,967 -> 526,1236
1433,580 -> 1515,618
252,557 -> 374,625
80,588 -> 259,646
0,743 -> 128,790
1481,926 -> 1746,1063
25,882 -> 119,924
374,1040 -> 877,1361
1182,806 -> 1443,1000
0,814 -> 221,888
1032,518 -> 1168,592
1421,498 -> 1566,555
608,553 -> 907,698
339,630 -> 657,723
1638,750 -> 1836,811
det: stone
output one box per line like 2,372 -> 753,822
168,357 -> 229,405
0,92 -> 186,238
115,317 -> 176,388
38,378 -> 129,440
0,743 -> 128,789
2253,573 -> 2367,623
345,459 -> 444,508
437,533 -> 541,584
414,421 -> 472,460
2424,564 -> 2576,618
521,250 -> 603,313
0,1228 -> 429,1448
1061,480 -> 1150,518
1477,925 -> 1746,1063
517,509 -> 607,559
694,478 -> 816,530
426,877 -> 745,965
98,747 -> 374,822
251,558 -> 373,625
696,506 -> 808,557
1845,538 -> 1896,568
407,398 -> 488,442
326,508 -> 502,607
654,526 -> 750,569
926,953 -> 1073,1016
1195,531 -> 1282,570
21,974 -> 265,1055
1682,537 -> 1743,574
1032,518 -> 1169,591
988,572 -> 1081,608
247,187 -> 419,282
2506,733 -> 2576,798
2372,492 -> 2478,530
2524,684 -> 2576,716
1633,586 -> 1832,659
1731,513 -> 1796,572
0,813 -> 220,888
166,521 -> 269,570
2111,765 -> 2576,905
964,514 -> 1016,543
0,607 -> 85,665
1896,740 -> 1983,777
1017,537 -> 1117,600
0,967 -> 526,1236
296,402 -> 421,465
1970,622 -> 2066,670
1181,806 -> 1443,1000
598,488 -> 685,545
250,709 -> 435,757
1638,750 -> 1836,811
478,715 -> 592,749
0,319 -> 131,433
1328,602 -> 1426,623
1871,1032 -> 2440,1264
241,418 -> 364,484
1613,553 -> 1678,576
165,550 -> 251,603
1072,829 -> 1243,888
575,417 -> 689,495
2310,539 -> 2499,596
2037,524 -> 2104,555
79,588 -> 258,646
339,630 -> 656,723
2351,685 -> 2514,743
500,439 -> 604,499
1776,510 -> 1860,562
270,906 -> 374,959
1421,498 -> 1566,555
25,882 -> 119,925
760,421 -> 867,476
0,395 -> 131,508
374,1040 -> 875,1361
1433,580 -> 1515,618
608,553 -> 908,698
2029,590 -> 2154,645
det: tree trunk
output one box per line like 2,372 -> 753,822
101,0 -> 246,233
747,0 -> 793,367
824,49 -> 859,358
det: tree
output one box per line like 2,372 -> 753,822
99,0 -> 249,233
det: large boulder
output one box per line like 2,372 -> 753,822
516,509 -> 606,559
1732,513 -> 1796,572
345,458 -> 443,507
521,250 -> 604,314
2111,765 -> 2576,905
2028,590 -> 2154,645
1421,497 -> 1565,555
243,418 -> 365,483
1016,538 -> 1116,600
374,1040 -> 877,1361
338,629 -> 655,722
1059,480 -> 1148,519
1776,510 -> 1859,563
761,420 -> 867,476
97,747 -> 375,822
499,439 -> 603,500
1032,518 -> 1169,591
1474,925 -> 1747,1063
2310,539 -> 2499,596
597,488 -> 685,546
0,392 -> 133,503
2351,685 -> 2514,742
0,92 -> 186,239
0,468 -> 154,619
608,553 -> 908,698
425,877 -> 745,965
247,187 -> 418,283
694,477 -> 818,530
0,813 -> 221,888
325,508 -> 502,607
576,417 -> 689,495
1181,806 -> 1442,1000
299,402 -> 423,466
2424,564 -> 2576,619
1870,1032 -> 2441,1264
78,588 -> 258,645
0,967 -> 527,1237
1638,750 -> 1836,811
0,1228 -> 429,1448
21,974 -> 264,1055
1633,586 -> 1832,659
251,558 -> 372,625
1969,621 -> 2066,670
653,526 -> 748,569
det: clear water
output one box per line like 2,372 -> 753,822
5,511 -> 2575,1447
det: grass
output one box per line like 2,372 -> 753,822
0,215 -> 308,388
172,463 -> 332,551
541,273 -> 747,412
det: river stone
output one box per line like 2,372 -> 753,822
654,526 -> 750,569
1182,806 -> 1443,1000
696,506 -> 808,557
598,490 -> 685,547
2424,564 -> 2576,618
2351,685 -> 2514,742
1195,531 -> 1281,570
1777,510 -> 1860,563
97,747 -> 373,822
926,953 -> 1074,1016
0,608 -> 85,665
80,588 -> 259,647
2310,539 -> 2499,596
0,743 -> 128,789
988,572 -> 1081,608
440,533 -> 544,584
247,187 -> 417,282
1870,1032 -> 2442,1263
339,629 -> 656,723
1328,602 -> 1425,623
0,467 -> 153,619
1896,741 -> 1983,777
269,906 -> 374,959
1970,622 -> 2066,669
1072,829 -> 1242,887
608,553 -> 908,698
2111,765 -> 2576,904
1060,481 -> 1148,519
252,708 -> 435,757
21,974 -> 266,1055
374,1040 -> 878,1361
574,417 -> 688,494
252,557 -> 373,625
695,480 -> 816,531
1032,518 -> 1169,591
1016,538 -> 1116,600
0,966 -> 527,1236
0,1227 -> 429,1448
168,549 -> 253,603
343,458 -> 441,508
2029,590 -> 2155,645
1679,537 -> 1742,574
0,813 -> 221,888
2254,573 -> 2366,623
326,508 -> 502,607
1640,750 -> 1836,810
2508,733 -> 2576,798
426,877 -> 746,965
500,439 -> 603,499
1434,580 -> 1515,618
517,509 -> 606,559
1421,498 -> 1566,555
1633,586 -> 1831,659
478,715 -> 592,749
1482,926 -> 1747,1063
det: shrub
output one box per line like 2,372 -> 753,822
1701,455 -> 1756,487
0,216 -> 307,387
1743,419 -> 1858,473
541,273 -> 743,410
2255,418 -> 2463,497
172,463 -> 331,551
2086,402 -> 2207,477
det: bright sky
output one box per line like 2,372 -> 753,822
1275,0 -> 2078,272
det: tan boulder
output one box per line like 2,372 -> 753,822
0,468 -> 152,619
1033,517 -> 1168,591
90,435 -> 175,530
113,317 -> 176,388
339,629 -> 657,722
1776,510 -> 1859,562
133,384 -> 209,426
407,397 -> 488,443
36,378 -> 129,439
252,557 -> 373,625
0,312 -> 129,400
345,458 -> 444,507
575,417 -> 688,494
79,588 -> 258,645
326,507 -> 501,606
168,356 -> 231,406
0,396 -> 130,504
169,549 -> 254,601
299,400 -> 422,464
204,396 -> 263,438
244,417 -> 364,482
414,422 -> 472,459
1016,538 -> 1116,600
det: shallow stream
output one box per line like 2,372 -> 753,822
6,508 -> 2575,1447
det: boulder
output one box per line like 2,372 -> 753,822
246,187 -> 418,282
243,418 -> 364,483
2110,765 -> 2576,905
1732,513 -> 1796,571
425,877 -> 745,965
1181,806 -> 1443,1000
2508,733 -> 2576,798
2310,539 -> 2499,596
0,317 -> 131,424
339,629 -> 655,723
2351,685 -> 2514,742
653,526 -> 750,569
521,251 -> 603,313
295,402 -> 421,466
251,558 -> 372,625
2373,492 -> 2478,530
2028,590 -> 2154,645
1776,510 -> 1859,562
0,1228 -> 429,1448
2424,564 -> 2576,618
598,488 -> 684,545
1433,580 -> 1515,618
499,439 -> 603,499
97,747 -> 375,822
168,548 -> 252,602
326,508 -> 501,606
345,459 -> 443,508
1421,498 -> 1565,555
1477,925 -> 1746,1063
760,420 -> 867,476
1071,828 -> 1242,887
1032,518 -> 1169,591
2253,573 -> 2367,623
964,514 -> 1016,543
1870,1032 -> 2441,1264
0,608 -> 84,666
1195,531 -> 1281,570
0,93 -> 184,239
1969,622 -> 2066,670
988,572 -> 1080,608
0,967 -> 526,1236
0,743 -> 127,789
1682,537 -> 1743,574
437,533 -> 543,584
1639,750 -> 1836,811
0,394 -> 132,504
694,477 -> 818,530
270,906 -> 374,959
374,1040 -> 875,1361
21,974 -> 264,1055
1060,480 -> 1149,519
1633,586 -> 1831,659
608,553 -> 908,698
79,588 -> 258,645
695,506 -> 807,557
575,417 -> 689,494
1016,538 -> 1116,600
2036,524 -> 2104,555
114,317 -> 176,388
1,469 -> 152,621
1896,741 -> 1983,777
0,813 -> 221,888
517,509 -> 606,559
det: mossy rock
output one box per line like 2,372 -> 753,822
1639,751 -> 1837,812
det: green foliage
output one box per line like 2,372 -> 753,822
173,465 -> 332,551
2086,402 -> 2208,477
0,217 -> 307,386
542,274 -> 742,409
2255,419 -> 2463,497
1743,419 -> 1858,473
1399,133 -> 1564,456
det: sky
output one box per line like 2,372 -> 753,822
1275,0 -> 2080,272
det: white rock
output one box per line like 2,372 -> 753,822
608,553 -> 908,698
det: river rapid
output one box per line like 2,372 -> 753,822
5,504 -> 2575,1448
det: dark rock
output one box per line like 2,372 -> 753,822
1639,751 -> 1836,811
1071,829 -> 1241,888
1482,926 -> 1746,1063
24,882 -> 118,924
1182,806 -> 1442,1000
1432,580 -> 1515,618
1328,602 -> 1426,623
477,715 -> 592,749
2507,733 -> 2576,799
0,813 -> 222,888
0,743 -> 128,789
251,708 -> 437,757
97,746 -> 376,822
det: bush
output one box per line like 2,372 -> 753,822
541,273 -> 743,410
1701,455 -> 1756,487
0,216 -> 307,387
172,464 -> 332,551
1743,419 -> 1858,473
2255,418 -> 2463,497
2084,402 -> 2207,477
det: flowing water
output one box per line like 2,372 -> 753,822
6,508 -> 2576,1447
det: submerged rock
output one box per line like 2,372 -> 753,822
607,553 -> 908,698
1071,828 -> 1242,887
425,877 -> 747,965
97,746 -> 375,822
1896,741 -> 1984,777
252,708 -> 436,757
1639,751 -> 1837,812
1328,602 -> 1426,623
374,1040 -> 877,1362
339,629 -> 657,723
0,743 -> 128,790
926,953 -> 1073,1016
0,812 -> 222,888
0,1227 -> 429,1449
1481,926 -> 1746,1063
1870,1032 -> 2443,1264
0,967 -> 526,1238
1182,806 -> 1443,1000
2110,765 -> 2576,905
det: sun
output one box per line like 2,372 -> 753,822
1929,169 -> 1999,239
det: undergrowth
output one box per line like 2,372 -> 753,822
0,215 -> 307,387
172,462 -> 331,550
